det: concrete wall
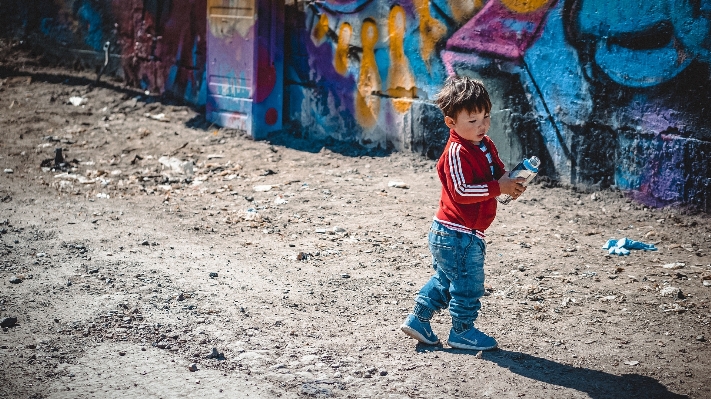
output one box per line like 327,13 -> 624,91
285,0 -> 711,210
4,0 -> 710,210
1,0 -> 207,104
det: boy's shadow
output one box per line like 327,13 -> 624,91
416,346 -> 688,399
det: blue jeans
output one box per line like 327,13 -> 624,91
414,221 -> 486,333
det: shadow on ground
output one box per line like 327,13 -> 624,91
266,130 -> 393,158
415,346 -> 688,399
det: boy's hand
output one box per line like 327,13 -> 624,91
498,175 -> 526,198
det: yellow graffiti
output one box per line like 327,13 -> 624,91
312,13 -> 330,45
449,0 -> 485,23
334,23 -> 352,75
208,0 -> 256,39
413,0 -> 447,70
499,0 -> 550,14
355,20 -> 381,128
386,6 -> 416,113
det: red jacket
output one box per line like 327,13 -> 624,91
434,130 -> 506,238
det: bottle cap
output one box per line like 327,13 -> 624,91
528,156 -> 540,169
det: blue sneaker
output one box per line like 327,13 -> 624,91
447,327 -> 498,350
400,314 -> 440,345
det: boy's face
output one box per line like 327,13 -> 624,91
444,109 -> 490,145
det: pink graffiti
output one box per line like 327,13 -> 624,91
255,45 -> 276,103
446,0 -> 557,59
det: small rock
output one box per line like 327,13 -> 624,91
119,351 -> 126,356
141,240 -> 150,246
188,363 -> 199,372
660,286 -> 683,298
379,369 -> 388,376
206,347 -> 224,360
177,293 -> 185,301
0,317 -> 18,328
9,276 -> 22,284
3,169 -> 13,174
696,335 -> 706,342
341,273 -> 350,279
624,360 -> 639,366
209,272 -> 218,278
300,383 -> 331,397
66,280 -> 72,287
518,265 -> 526,272
88,268 -> 99,274
253,185 -> 273,192
333,226 -> 346,233
296,252 -> 309,261
662,262 -> 685,269
388,181 -> 409,189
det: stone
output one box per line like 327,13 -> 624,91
624,360 -> 639,366
206,347 -> 224,360
341,273 -> 350,279
3,169 -> 13,174
379,368 -> 388,376
253,185 -> 273,192
0,317 -> 18,328
9,276 -> 22,284
660,286 -> 683,298
188,363 -> 199,372
696,335 -> 705,342
388,181 -> 409,189
209,272 -> 218,278
300,383 -> 331,397
662,262 -> 685,269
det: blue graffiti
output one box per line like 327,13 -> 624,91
570,0 -> 711,87
77,2 -> 105,51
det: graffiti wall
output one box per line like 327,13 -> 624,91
3,0 -> 710,209
285,0 -> 711,209
2,0 -> 207,104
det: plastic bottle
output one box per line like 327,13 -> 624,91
496,156 -> 540,205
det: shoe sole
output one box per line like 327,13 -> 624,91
400,324 -> 440,345
447,339 -> 497,351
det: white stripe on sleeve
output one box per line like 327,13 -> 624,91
447,143 -> 489,197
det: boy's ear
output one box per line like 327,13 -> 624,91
444,115 -> 456,129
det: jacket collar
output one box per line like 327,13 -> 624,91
449,129 -> 491,150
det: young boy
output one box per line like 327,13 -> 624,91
400,76 -> 526,350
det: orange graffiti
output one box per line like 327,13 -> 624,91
334,23 -> 352,75
312,13 -> 330,45
413,0 -> 447,70
386,6 -> 416,113
355,19 -> 381,128
448,0 -> 485,23
499,0 -> 550,14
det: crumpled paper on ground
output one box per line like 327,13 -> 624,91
602,237 -> 658,256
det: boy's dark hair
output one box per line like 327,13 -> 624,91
435,76 -> 492,119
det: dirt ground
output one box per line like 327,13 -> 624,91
1,43 -> 711,399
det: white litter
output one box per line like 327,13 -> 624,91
158,156 -> 194,176
68,96 -> 87,106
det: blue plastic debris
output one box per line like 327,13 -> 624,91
602,238 -> 658,256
